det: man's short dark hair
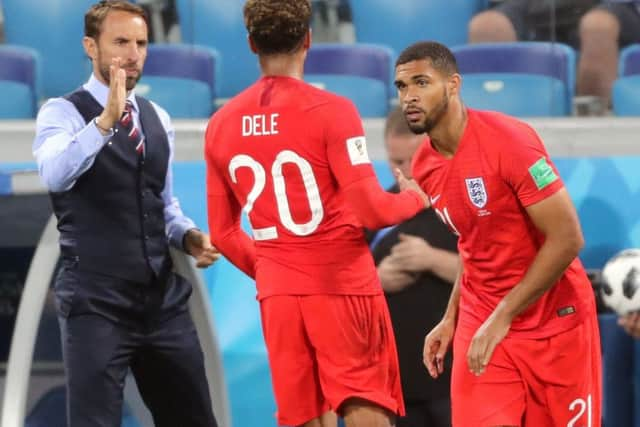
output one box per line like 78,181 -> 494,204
396,41 -> 459,76
85,1 -> 147,39
384,107 -> 414,138
243,0 -> 311,55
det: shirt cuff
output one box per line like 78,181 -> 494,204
167,218 -> 198,250
69,118 -> 112,160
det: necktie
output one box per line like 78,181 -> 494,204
120,100 -> 145,158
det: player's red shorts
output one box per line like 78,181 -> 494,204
260,294 -> 405,426
451,313 -> 601,427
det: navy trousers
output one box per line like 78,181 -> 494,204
55,262 -> 217,427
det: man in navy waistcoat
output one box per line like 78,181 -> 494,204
33,2 -> 220,426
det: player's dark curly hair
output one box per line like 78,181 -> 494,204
243,0 -> 311,55
396,41 -> 459,76
85,1 -> 147,39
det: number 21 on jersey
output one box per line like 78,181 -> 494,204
229,150 -> 324,240
567,394 -> 592,427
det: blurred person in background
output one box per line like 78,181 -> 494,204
32,2 -> 219,426
368,107 -> 458,427
468,0 -> 640,113
311,0 -> 355,43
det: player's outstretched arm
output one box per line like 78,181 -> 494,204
343,176 -> 428,229
324,99 -> 428,229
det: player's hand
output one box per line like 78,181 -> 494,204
423,317 -> 455,378
378,256 -> 415,293
618,311 -> 640,338
467,308 -> 512,376
394,168 -> 430,208
97,57 -> 127,131
390,233 -> 433,273
184,229 -> 222,268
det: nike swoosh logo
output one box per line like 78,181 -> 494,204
430,194 -> 441,204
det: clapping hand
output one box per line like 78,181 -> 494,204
96,57 -> 127,132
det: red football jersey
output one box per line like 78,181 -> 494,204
206,76 -> 388,299
412,109 -> 595,338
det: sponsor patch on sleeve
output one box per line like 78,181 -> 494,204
528,157 -> 558,190
346,136 -> 370,165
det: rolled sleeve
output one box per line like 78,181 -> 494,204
152,100 -> 198,250
33,98 -> 111,192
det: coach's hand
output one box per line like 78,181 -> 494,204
97,57 -> 127,132
467,308 -> 512,376
423,317 -> 455,378
184,229 -> 222,268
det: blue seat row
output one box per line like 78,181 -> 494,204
2,0 -> 640,118
0,40 -> 583,119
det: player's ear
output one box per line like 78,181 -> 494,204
247,35 -> 259,54
448,73 -> 462,96
303,29 -> 312,49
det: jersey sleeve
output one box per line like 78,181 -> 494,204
323,98 -> 377,187
321,98 -> 425,228
205,119 -> 257,279
343,176 -> 425,229
205,118 -> 233,197
501,123 -> 564,207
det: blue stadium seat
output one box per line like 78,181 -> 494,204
138,44 -> 219,118
136,77 -> 213,119
305,43 -> 394,117
452,42 -> 576,116
350,0 -> 485,53
612,44 -> 640,116
619,43 -> 640,76
460,73 -> 567,117
175,0 -> 260,100
1,0 -> 94,99
0,45 -> 41,118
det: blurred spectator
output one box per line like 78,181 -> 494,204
138,0 -> 179,42
468,0 -> 640,114
311,0 -> 355,43
368,107 -> 459,427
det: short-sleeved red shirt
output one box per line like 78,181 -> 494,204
412,109 -> 595,338
206,76 -> 385,298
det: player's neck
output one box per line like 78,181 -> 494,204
429,102 -> 467,158
259,54 -> 304,80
